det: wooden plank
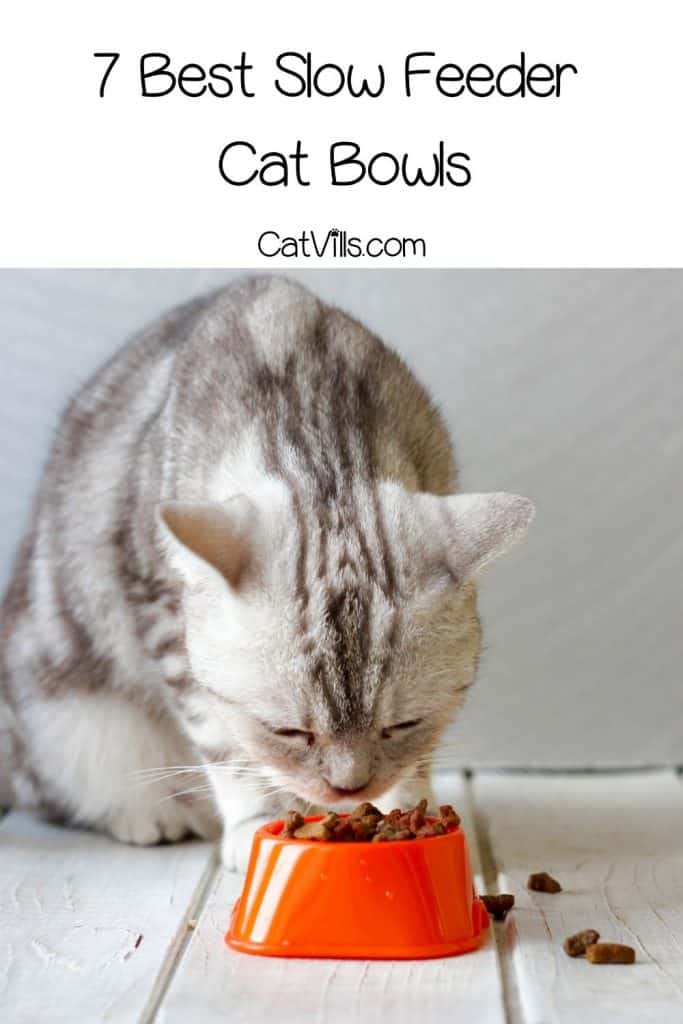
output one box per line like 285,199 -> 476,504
0,811 -> 215,1024
474,770 -> 683,1024
158,774 -> 505,1024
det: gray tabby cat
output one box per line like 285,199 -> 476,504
0,276 -> 533,869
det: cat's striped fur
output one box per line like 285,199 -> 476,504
0,277 -> 533,867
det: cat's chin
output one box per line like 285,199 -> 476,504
285,782 -> 395,814
288,774 -> 436,817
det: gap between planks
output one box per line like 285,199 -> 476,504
139,847 -> 220,1024
466,773 -> 524,1024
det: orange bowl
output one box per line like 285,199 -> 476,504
225,815 -> 489,959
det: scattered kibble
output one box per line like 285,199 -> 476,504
563,929 -> 600,957
481,894 -> 515,921
585,942 -> 635,965
186,919 -> 197,930
527,871 -> 562,893
283,798 -> 461,843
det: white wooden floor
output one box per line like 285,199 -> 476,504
3,770 -> 683,1024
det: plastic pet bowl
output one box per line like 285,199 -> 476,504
225,815 -> 489,960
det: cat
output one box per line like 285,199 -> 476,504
0,275 -> 533,869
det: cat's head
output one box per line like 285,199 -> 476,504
158,482 -> 533,809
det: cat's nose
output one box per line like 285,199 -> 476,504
323,748 -> 372,797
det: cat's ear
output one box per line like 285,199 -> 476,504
416,491 -> 535,582
157,496 -> 255,588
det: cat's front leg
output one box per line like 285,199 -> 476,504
208,769 -> 289,873
219,816 -> 273,873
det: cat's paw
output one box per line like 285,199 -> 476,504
104,798 -> 195,845
221,818 -> 268,873
106,809 -> 174,845
177,799 -> 222,842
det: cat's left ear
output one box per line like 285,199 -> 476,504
157,496 -> 256,588
412,490 -> 535,583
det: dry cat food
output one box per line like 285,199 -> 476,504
527,871 -> 562,893
563,929 -> 600,957
585,942 -> 635,965
282,799 -> 461,842
562,931 -> 635,965
480,894 -> 515,921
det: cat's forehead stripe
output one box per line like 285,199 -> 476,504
236,304 -> 403,728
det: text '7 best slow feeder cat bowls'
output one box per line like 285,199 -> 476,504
225,814 -> 490,959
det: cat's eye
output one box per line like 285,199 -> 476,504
381,718 -> 423,739
272,727 -> 315,747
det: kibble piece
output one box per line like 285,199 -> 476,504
396,798 -> 425,831
391,829 -> 414,841
416,820 -> 446,838
481,894 -> 515,921
293,820 -> 329,840
585,942 -> 635,965
527,871 -> 562,893
439,804 -> 461,830
372,826 -> 413,842
396,797 -> 427,833
349,801 -> 383,820
330,818 -> 354,841
283,810 -> 305,836
563,929 -> 600,957
348,820 -> 377,841
360,813 -> 382,830
293,812 -> 339,840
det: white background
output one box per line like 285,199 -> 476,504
1,0 -> 683,266
2,269 -> 682,768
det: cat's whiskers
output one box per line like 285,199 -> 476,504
156,777 -> 291,804
130,759 -> 266,779
156,783 -> 215,803
130,762 -> 272,794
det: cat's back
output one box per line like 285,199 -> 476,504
2,276 -> 455,637
171,276 -> 457,496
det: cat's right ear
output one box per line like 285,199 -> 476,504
156,496 -> 255,589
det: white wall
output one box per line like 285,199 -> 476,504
1,270 -> 681,767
